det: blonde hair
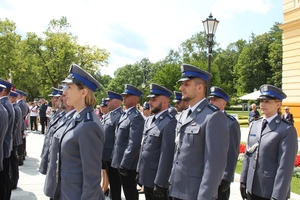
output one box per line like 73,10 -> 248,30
76,83 -> 96,106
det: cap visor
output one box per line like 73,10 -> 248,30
146,94 -> 156,98
178,77 -> 192,82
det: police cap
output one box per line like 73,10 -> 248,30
208,86 -> 230,103
259,84 -> 287,101
147,83 -> 172,98
178,64 -> 212,82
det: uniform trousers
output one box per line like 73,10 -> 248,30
120,169 -> 138,200
9,148 -> 19,189
0,158 -> 11,200
216,185 -> 230,200
247,192 -> 270,200
104,161 -> 122,200
144,186 -> 170,200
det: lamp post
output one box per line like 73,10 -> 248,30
141,82 -> 146,103
202,13 -> 219,96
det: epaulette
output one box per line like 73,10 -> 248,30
84,112 -> 94,122
227,114 -> 236,121
167,113 -> 174,119
207,104 -> 219,112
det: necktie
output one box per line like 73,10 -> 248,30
186,109 -> 192,118
261,119 -> 268,133
152,116 -> 156,123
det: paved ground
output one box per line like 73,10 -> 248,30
11,128 -> 300,200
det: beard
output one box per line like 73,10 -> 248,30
151,103 -> 162,114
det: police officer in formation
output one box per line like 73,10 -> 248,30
172,91 -> 188,113
0,79 -> 15,200
39,88 -> 64,175
8,90 -> 24,190
102,91 -> 124,199
208,86 -> 241,200
168,64 -> 229,200
54,64 -> 105,200
137,83 -> 177,200
111,84 -> 145,200
240,84 -> 298,200
44,86 -> 75,199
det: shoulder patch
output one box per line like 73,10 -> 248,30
84,112 -> 94,122
227,114 -> 236,121
207,104 -> 219,112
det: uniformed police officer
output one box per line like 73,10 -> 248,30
54,64 -> 105,200
208,86 -> 241,200
0,78 -> 15,200
44,86 -> 75,199
137,83 -> 177,200
168,64 -> 229,200
100,98 -> 110,121
15,89 -> 29,164
240,84 -> 298,200
9,90 -> 24,189
172,91 -> 188,113
0,83 -> 9,199
102,91 -> 124,200
111,84 -> 145,200
142,102 -> 151,119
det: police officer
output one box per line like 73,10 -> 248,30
39,89 -> 64,175
54,64 -> 105,200
44,86 -> 75,199
102,91 -> 124,200
208,86 -> 241,200
168,64 -> 229,200
137,83 -> 177,200
172,91 -> 188,113
0,78 -> 15,200
240,84 -> 298,200
100,98 -> 110,121
111,84 -> 145,200
142,102 -> 151,119
0,83 -> 9,199
15,89 -> 29,164
9,90 -> 23,189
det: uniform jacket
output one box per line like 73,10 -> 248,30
44,110 -> 75,198
222,111 -> 241,182
17,99 -> 29,132
169,99 -> 229,200
137,110 -> 177,188
39,111 -> 66,174
111,106 -> 145,170
102,107 -> 123,162
0,104 -> 8,170
57,106 -> 105,200
12,103 -> 23,146
240,115 -> 298,200
1,96 -> 15,158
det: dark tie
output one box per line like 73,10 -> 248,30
261,119 -> 268,133
152,116 -> 156,124
186,109 -> 192,118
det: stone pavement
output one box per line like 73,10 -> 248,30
11,128 -> 300,200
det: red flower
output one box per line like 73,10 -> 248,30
295,155 -> 300,167
240,144 -> 246,154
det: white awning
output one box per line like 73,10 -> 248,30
238,90 -> 260,100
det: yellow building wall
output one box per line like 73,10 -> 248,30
281,0 -> 300,137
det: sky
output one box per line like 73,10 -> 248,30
0,0 -> 283,77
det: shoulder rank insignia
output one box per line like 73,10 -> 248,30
227,114 -> 236,121
207,104 -> 219,111
84,112 -> 94,122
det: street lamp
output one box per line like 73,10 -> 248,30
141,82 -> 146,103
202,13 -> 219,96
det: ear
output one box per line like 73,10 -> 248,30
82,88 -> 89,97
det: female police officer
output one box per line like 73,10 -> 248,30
54,64 -> 105,200
240,84 -> 298,200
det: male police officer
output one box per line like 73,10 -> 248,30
111,84 -> 144,200
168,64 -> 229,200
137,84 -> 177,200
208,86 -> 241,200
102,91 -> 124,200
172,91 -> 188,113
0,78 -> 15,200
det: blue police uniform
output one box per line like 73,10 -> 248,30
240,84 -> 298,200
168,64 -> 229,200
137,83 -> 177,200
111,84 -> 145,200
208,86 -> 241,200
44,110 -> 75,198
55,64 -> 105,200
0,84 -> 8,171
0,79 -> 15,200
